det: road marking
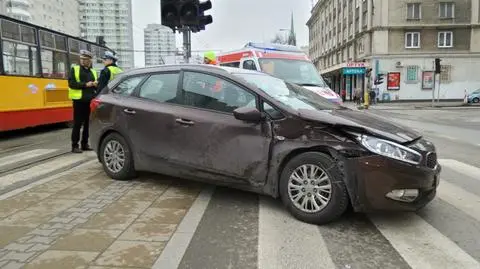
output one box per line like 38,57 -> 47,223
0,149 -> 58,168
432,133 -> 458,141
0,159 -> 99,200
439,159 -> 480,182
152,186 -> 215,269
0,154 -> 90,189
257,197 -> 336,269
437,180 -> 480,222
370,213 -> 480,269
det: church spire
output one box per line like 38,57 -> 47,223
288,12 -> 297,46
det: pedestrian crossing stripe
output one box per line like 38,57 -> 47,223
1,149 -> 480,268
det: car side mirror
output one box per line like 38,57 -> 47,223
233,106 -> 266,123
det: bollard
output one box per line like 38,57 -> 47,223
363,90 -> 369,109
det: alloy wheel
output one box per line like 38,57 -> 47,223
103,140 -> 126,173
287,164 -> 332,213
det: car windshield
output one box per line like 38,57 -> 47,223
235,72 -> 342,111
473,89 -> 480,94
258,58 -> 327,87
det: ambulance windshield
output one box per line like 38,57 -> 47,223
258,58 -> 327,88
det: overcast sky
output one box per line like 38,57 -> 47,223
131,0 -> 312,66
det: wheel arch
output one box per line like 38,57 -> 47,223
276,145 -> 354,208
97,129 -> 135,164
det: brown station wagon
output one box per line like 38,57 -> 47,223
89,64 -> 441,224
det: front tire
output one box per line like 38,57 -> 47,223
473,97 -> 479,103
99,132 -> 136,180
279,152 -> 349,225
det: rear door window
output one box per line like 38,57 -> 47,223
138,73 -> 180,104
181,71 -> 257,113
112,76 -> 145,96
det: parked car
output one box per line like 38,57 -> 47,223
89,64 -> 441,225
467,89 -> 480,103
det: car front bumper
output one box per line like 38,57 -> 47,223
345,155 -> 441,212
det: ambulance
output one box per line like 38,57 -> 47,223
217,42 -> 342,104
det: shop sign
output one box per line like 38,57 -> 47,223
343,67 -> 366,75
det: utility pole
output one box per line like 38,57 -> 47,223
433,58 -> 441,107
181,27 -> 191,63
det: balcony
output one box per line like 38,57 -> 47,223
7,0 -> 30,8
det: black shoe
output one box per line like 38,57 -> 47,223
72,147 -> 82,153
81,145 -> 93,151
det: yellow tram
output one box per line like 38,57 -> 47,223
0,15 -> 111,132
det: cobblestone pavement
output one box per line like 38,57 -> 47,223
0,161 -> 204,269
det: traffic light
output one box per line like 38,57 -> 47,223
197,0 -> 212,30
374,73 -> 384,85
434,58 -> 441,74
161,0 -> 179,31
365,68 -> 372,77
161,0 -> 212,32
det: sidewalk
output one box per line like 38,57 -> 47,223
341,101 -> 480,110
0,160 -> 205,269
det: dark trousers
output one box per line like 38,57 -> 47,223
71,100 -> 91,148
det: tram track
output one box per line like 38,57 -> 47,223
0,149 -> 71,176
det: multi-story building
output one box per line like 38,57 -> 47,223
307,0 -> 480,101
78,0 -> 134,69
0,0 -> 79,35
30,0 -> 80,36
1,0 -> 32,22
144,24 -> 176,66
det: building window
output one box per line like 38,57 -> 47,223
405,32 -> 420,48
438,31 -> 453,48
439,2 -> 454,18
406,66 -> 418,82
440,65 -> 451,82
407,3 -> 421,20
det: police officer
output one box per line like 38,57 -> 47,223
68,50 -> 98,153
97,51 -> 122,92
203,51 -> 218,65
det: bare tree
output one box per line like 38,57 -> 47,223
271,33 -> 287,44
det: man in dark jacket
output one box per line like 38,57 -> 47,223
68,50 -> 98,153
97,51 -> 123,92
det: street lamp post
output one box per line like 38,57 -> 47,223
279,28 -> 289,44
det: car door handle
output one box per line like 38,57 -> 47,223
175,118 -> 195,125
123,108 -> 136,115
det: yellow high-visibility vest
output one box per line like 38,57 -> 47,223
68,65 -> 98,100
107,66 -> 123,81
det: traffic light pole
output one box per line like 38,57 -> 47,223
181,27 -> 191,63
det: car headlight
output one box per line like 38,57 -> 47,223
357,135 -> 422,165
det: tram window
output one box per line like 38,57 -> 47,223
3,41 -> 39,76
41,50 -> 67,78
69,39 -> 80,53
40,31 -> 54,48
20,26 -> 36,44
69,53 -> 80,66
54,35 -> 67,51
1,20 -> 20,40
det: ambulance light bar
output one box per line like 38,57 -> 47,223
244,42 -> 303,53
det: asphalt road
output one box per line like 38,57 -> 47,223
0,107 -> 479,269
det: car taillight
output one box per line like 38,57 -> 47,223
90,98 -> 101,111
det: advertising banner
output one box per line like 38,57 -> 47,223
422,71 -> 434,89
387,72 -> 400,90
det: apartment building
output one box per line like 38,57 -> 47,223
307,0 -> 480,101
79,0 -> 134,69
0,0 -> 79,36
31,0 -> 80,36
144,24 -> 176,66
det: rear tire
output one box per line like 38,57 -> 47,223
99,132 -> 136,181
279,152 -> 349,225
